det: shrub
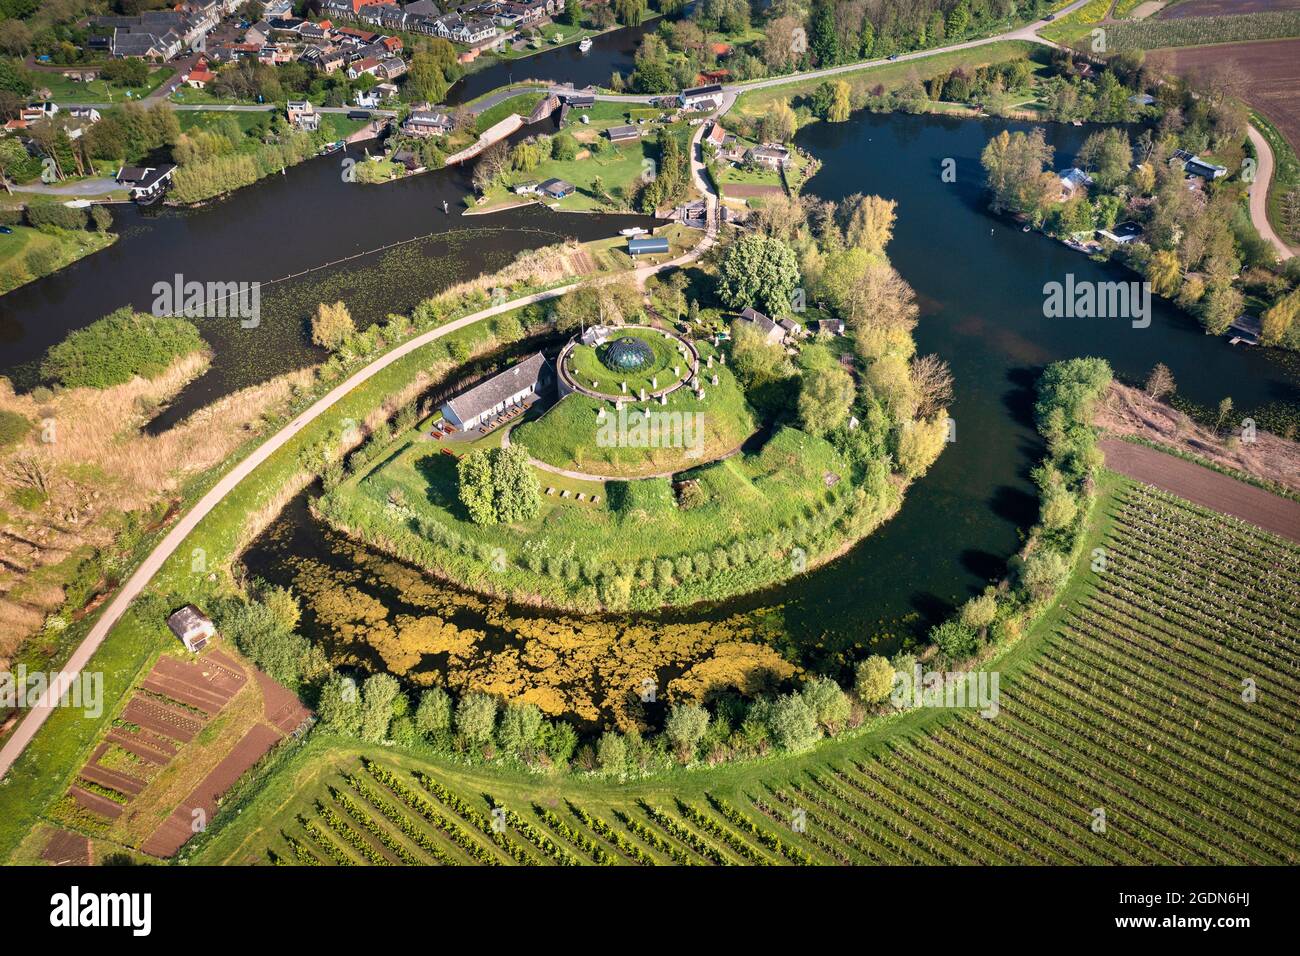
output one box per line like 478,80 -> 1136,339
931,620 -> 979,660
40,307 -> 204,389
0,410 -> 30,450
766,692 -> 821,752
359,673 -> 401,743
801,676 -> 851,733
25,202 -> 88,231
596,731 -> 627,774
414,687 -> 452,740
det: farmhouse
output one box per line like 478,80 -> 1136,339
628,236 -> 670,256
1057,167 -> 1093,199
679,83 -> 723,109
166,605 -> 216,653
440,352 -> 550,431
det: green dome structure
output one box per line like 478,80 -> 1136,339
601,336 -> 655,372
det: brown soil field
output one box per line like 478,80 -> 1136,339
1158,0 -> 1300,18
1101,438 -> 1300,541
141,723 -> 283,858
40,829 -> 91,866
1149,40 -> 1300,153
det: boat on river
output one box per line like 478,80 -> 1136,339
579,37 -> 593,53
619,227 -> 648,237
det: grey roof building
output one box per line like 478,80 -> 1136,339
441,352 -> 550,430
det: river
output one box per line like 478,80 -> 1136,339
236,110 -> 1299,723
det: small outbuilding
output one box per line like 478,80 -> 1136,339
606,124 -> 639,143
167,605 -> 216,654
539,178 -> 575,199
628,236 -> 670,256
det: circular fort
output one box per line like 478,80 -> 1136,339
556,324 -> 701,403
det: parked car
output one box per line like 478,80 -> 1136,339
0,226 -> 12,234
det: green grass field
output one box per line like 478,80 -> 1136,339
191,473 -> 1300,866
38,67 -> 173,104
0,225 -> 116,296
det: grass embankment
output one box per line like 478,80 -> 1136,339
321,399 -> 894,613
730,40 -> 1040,120
192,470 -> 1300,866
0,224 -> 116,295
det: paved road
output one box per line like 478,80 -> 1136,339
1246,124 -> 1296,261
11,177 -> 120,196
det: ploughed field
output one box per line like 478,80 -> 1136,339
1156,0 -> 1300,18
199,478 -> 1300,865
1152,39 -> 1300,154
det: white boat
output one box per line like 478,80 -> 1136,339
619,227 -> 648,237
578,37 -> 592,53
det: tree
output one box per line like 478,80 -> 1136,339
826,80 -> 852,122
910,354 -> 953,419
801,676 -> 851,733
729,319 -> 793,390
455,691 -> 498,745
1075,128 -> 1132,189
715,234 -> 801,315
842,194 -> 896,254
809,0 -> 840,66
414,687 -> 453,741
456,448 -> 497,525
1261,289 -> 1300,347
664,703 -> 709,760
317,672 -> 362,736
1198,282 -> 1242,336
896,414 -> 948,478
855,655 -> 895,704
457,445 -> 541,526
1144,362 -> 1175,401
797,347 -> 854,436
1146,248 -> 1182,298
312,301 -> 354,350
931,620 -> 979,660
759,98 -> 797,144
359,673 -> 401,743
980,128 -> 1054,216
497,701 -> 544,756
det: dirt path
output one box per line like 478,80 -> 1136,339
1246,124 -> 1296,261
1101,438 -> 1300,542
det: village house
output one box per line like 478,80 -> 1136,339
738,306 -> 786,345
679,83 -> 723,110
704,121 -> 728,151
1057,166 -> 1093,200
115,164 -> 176,202
376,55 -> 408,80
166,605 -> 216,653
811,318 -> 846,336
539,178 -> 575,199
403,108 -> 454,137
286,100 -> 321,132
744,143 -> 791,170
440,352 -> 550,431
184,60 -> 217,88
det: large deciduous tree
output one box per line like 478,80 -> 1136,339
715,234 -> 801,314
